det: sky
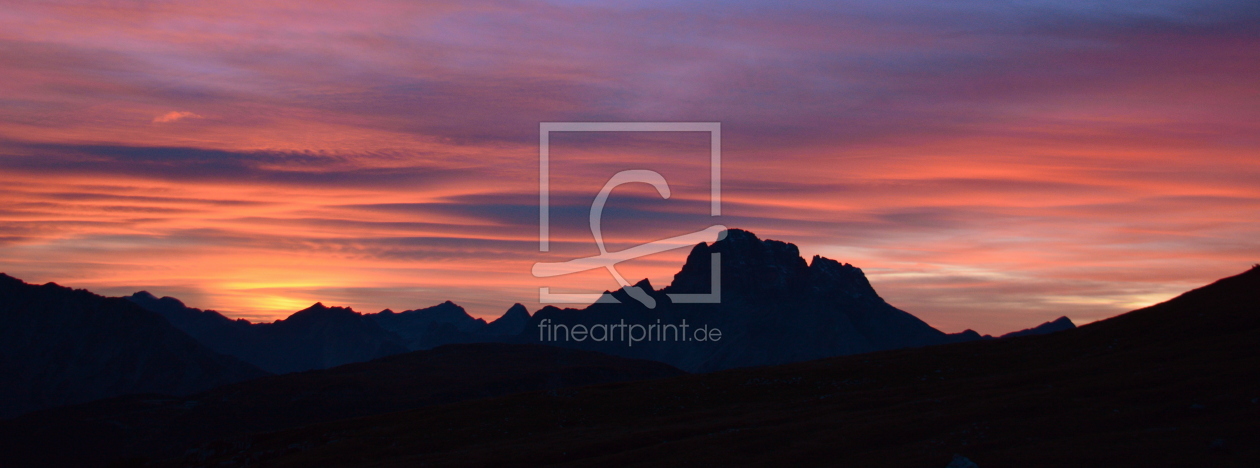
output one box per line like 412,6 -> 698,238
0,0 -> 1257,334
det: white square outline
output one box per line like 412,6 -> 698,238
538,122 -> 722,304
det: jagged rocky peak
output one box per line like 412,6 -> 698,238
670,229 -> 804,293
807,255 -> 879,299
711,229 -> 807,270
807,255 -> 858,276
668,228 -> 875,299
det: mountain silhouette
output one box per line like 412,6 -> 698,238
515,229 -> 983,371
480,303 -> 531,336
252,303 -> 411,373
126,294 -> 408,374
0,343 -> 683,467
934,316 -> 1077,342
127,291 -> 253,339
368,300 -> 485,349
128,229 -> 1070,375
168,265 -> 1260,467
0,274 -> 267,418
999,315 -> 1075,338
128,294 -> 536,374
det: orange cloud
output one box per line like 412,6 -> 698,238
152,111 -> 202,124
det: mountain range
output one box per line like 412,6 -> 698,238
125,293 -> 531,374
145,264 -> 1260,468
124,229 -> 1073,375
0,228 -> 1075,421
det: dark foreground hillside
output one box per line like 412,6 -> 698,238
0,274 -> 267,419
0,344 -> 683,467
173,266 -> 1260,467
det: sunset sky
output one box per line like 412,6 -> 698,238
1,0 -> 1257,334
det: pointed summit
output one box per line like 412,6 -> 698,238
633,278 -> 655,290
603,278 -> 661,308
482,303 -> 531,336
